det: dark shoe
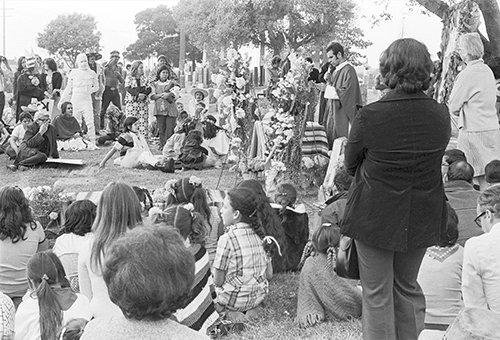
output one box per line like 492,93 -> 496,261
6,164 -> 18,171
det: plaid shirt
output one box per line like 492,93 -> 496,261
213,222 -> 269,311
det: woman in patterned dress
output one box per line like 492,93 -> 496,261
124,61 -> 151,140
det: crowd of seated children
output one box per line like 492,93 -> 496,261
81,224 -> 210,339
0,186 -> 47,308
15,251 -> 91,340
53,200 -> 97,292
77,182 -> 142,319
296,218 -> 362,328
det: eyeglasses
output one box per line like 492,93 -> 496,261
474,210 -> 490,228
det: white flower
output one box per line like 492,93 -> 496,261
148,206 -> 163,217
235,108 -> 246,119
235,77 -> 246,89
164,179 -> 177,195
189,176 -> 202,187
49,212 -> 58,220
302,157 -> 315,169
213,89 -> 222,99
227,48 -> 238,61
228,154 -> 239,163
222,96 -> 233,107
283,129 -> 294,141
183,203 -> 195,212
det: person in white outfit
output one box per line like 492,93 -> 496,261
61,53 -> 98,142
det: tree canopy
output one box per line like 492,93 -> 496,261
37,13 -> 101,67
174,0 -> 371,62
124,5 -> 202,65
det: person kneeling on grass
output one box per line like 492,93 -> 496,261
98,116 -> 163,170
214,187 -> 273,321
53,102 -> 98,151
296,217 -> 362,328
7,110 -> 59,171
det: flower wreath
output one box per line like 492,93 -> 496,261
189,176 -> 202,187
164,179 -> 177,196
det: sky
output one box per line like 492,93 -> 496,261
2,0 -> 448,67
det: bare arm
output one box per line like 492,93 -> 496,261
99,147 -> 117,168
214,268 -> 226,287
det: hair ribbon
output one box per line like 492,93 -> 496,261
263,236 -> 282,257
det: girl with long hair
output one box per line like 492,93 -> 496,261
124,60 -> 151,140
0,186 -> 47,306
15,251 -> 91,340
77,182 -> 142,318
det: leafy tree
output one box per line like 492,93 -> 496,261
124,5 -> 202,65
37,13 -> 101,67
174,0 -> 370,63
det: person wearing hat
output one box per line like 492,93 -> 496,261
7,109 -> 58,171
40,58 -> 63,118
60,53 -> 98,143
100,50 -> 124,129
188,87 -> 208,116
15,56 -> 45,121
86,50 -> 105,134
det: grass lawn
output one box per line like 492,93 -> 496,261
0,146 -> 363,340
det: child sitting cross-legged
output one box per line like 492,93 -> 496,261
214,187 -> 273,321
296,216 -> 362,328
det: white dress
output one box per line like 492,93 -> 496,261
61,69 -> 98,143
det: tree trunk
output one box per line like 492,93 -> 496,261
475,0 -> 500,57
413,0 -> 449,19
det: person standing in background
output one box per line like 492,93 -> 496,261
40,58 -> 62,119
13,56 -> 26,115
100,50 -> 124,129
87,51 -> 105,134
0,56 -> 12,124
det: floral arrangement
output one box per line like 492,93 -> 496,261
301,155 -> 329,189
211,47 -> 257,175
264,51 -> 317,190
23,186 -> 71,227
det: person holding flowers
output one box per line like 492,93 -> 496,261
125,60 -> 152,140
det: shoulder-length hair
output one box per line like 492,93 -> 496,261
129,60 -> 143,78
155,65 -> 171,81
60,200 -> 96,237
379,38 -> 433,94
17,56 -> 25,72
90,182 -> 142,271
44,58 -> 58,72
61,102 -> 72,114
0,186 -> 35,243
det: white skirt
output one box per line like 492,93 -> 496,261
458,129 -> 500,176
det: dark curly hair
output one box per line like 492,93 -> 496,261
0,186 -> 36,243
379,38 -> 433,94
59,200 -> 96,237
103,223 -> 194,321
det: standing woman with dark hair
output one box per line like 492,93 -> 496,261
125,60 -> 151,140
41,57 -> 63,118
341,38 -> 450,340
15,251 -> 91,340
77,182 -> 143,319
13,56 -> 26,114
0,186 -> 48,307
0,55 -> 11,124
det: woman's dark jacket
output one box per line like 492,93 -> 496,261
340,90 -> 451,252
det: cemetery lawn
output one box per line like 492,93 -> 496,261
0,146 -> 362,340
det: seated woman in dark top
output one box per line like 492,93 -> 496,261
7,110 -> 58,171
53,102 -> 97,151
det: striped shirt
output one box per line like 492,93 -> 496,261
213,223 -> 269,312
174,245 -> 219,334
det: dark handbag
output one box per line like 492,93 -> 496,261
335,235 -> 360,279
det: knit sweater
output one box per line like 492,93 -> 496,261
296,253 -> 362,328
